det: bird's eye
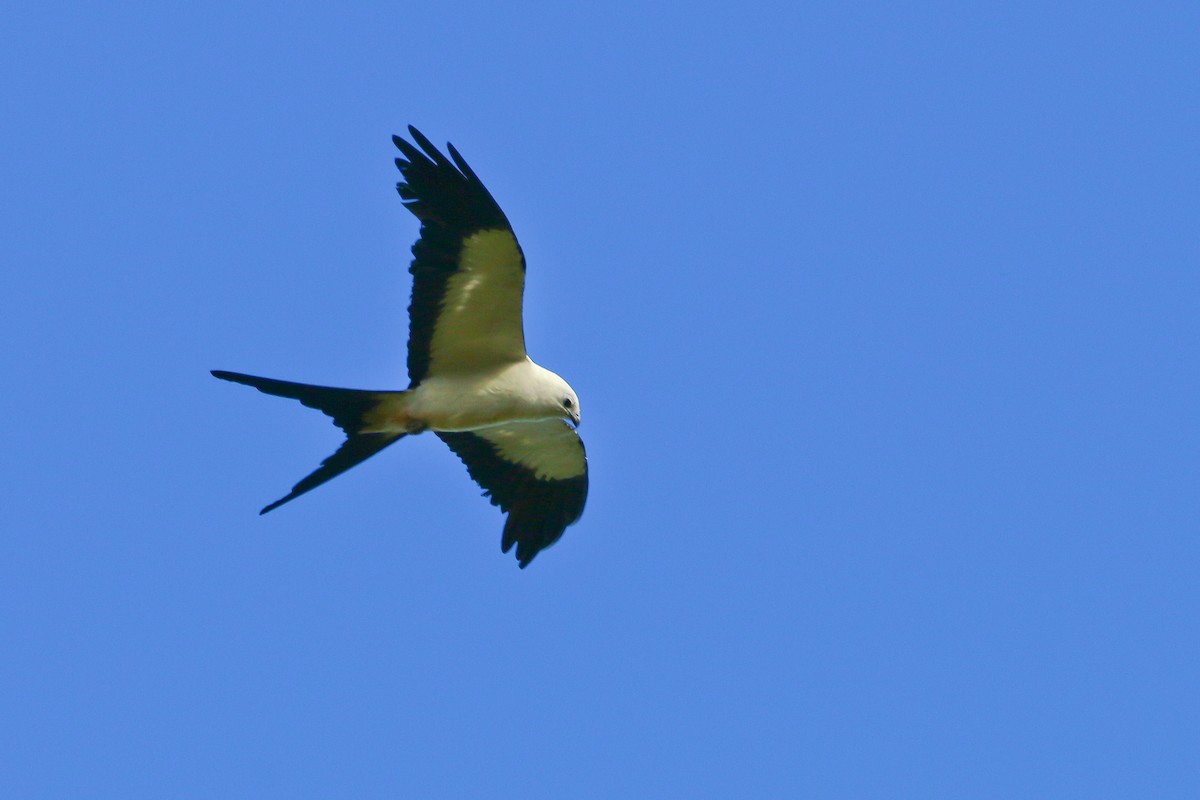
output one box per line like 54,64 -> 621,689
563,398 -> 574,408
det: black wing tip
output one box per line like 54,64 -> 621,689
445,141 -> 476,180
502,538 -> 536,569
393,138 -> 420,163
393,126 -> 470,178
503,516 -> 572,569
405,125 -> 439,155
393,126 -> 427,150
403,126 -> 454,170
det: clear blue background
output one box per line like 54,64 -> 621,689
2,2 -> 1197,796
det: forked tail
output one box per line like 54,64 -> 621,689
211,370 -> 405,513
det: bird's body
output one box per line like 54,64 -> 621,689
212,127 -> 587,567
361,359 -> 578,435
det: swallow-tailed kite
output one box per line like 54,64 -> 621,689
212,127 -> 587,568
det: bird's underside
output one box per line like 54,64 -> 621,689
211,127 -> 587,568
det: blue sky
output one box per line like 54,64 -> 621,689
2,1 -> 1197,796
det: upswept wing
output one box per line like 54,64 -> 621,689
394,127 -> 527,386
437,420 -> 588,568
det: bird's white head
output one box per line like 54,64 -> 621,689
533,364 -> 581,428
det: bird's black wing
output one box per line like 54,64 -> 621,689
393,127 -> 528,387
437,420 -> 587,567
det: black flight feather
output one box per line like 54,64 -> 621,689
393,127 -> 519,387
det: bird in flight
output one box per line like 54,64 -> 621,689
213,126 -> 587,568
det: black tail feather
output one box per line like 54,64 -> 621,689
211,370 -> 404,512
211,370 -> 382,435
259,432 -> 403,514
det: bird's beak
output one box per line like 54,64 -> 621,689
569,412 -> 581,429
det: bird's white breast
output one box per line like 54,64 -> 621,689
409,359 -> 554,432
